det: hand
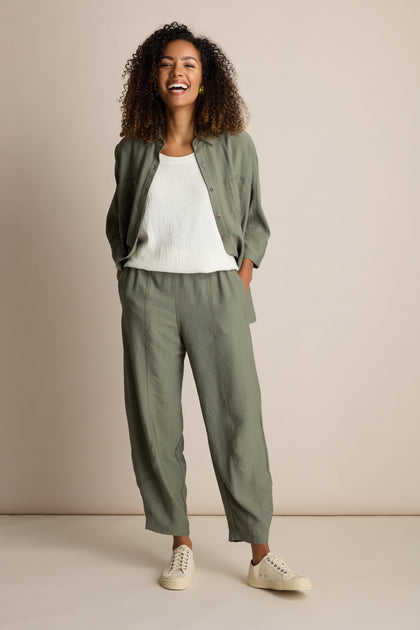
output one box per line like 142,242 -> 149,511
238,258 -> 254,293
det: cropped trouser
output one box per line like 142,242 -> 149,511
117,266 -> 273,544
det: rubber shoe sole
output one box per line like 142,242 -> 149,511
247,575 -> 312,590
159,568 -> 195,590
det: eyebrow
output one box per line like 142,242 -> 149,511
160,55 -> 199,63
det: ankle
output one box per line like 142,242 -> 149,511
172,536 -> 192,551
251,542 -> 270,564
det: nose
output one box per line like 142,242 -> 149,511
170,61 -> 184,77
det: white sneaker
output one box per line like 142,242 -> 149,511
247,551 -> 312,590
159,544 -> 195,590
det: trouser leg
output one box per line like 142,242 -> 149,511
176,269 -> 273,543
118,267 -> 190,535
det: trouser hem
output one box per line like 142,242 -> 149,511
228,531 -> 270,543
145,517 -> 190,537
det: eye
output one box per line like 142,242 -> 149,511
159,63 -> 196,68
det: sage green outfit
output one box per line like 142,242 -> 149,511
107,130 -> 273,543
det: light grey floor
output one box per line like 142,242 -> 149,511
1,515 -> 419,629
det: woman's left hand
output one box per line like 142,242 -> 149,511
238,258 -> 254,293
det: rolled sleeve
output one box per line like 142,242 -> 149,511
105,143 -> 125,270
243,136 -> 271,269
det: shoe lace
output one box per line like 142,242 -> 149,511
169,546 -> 191,573
266,552 -> 289,574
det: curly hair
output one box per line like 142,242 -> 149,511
118,21 -> 250,142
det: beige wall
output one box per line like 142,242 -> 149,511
1,0 -> 419,516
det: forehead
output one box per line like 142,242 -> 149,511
160,39 -> 201,62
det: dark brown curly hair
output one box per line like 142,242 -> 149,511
118,21 -> 250,142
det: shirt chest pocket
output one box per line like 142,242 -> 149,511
226,175 -> 251,223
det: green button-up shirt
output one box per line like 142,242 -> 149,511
105,129 -> 271,323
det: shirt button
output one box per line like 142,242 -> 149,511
222,235 -> 228,240
201,162 -> 207,167
216,213 -> 221,218
209,187 -> 214,191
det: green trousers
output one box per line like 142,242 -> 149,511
117,266 -> 273,543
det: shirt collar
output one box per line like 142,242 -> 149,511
154,127 -> 214,147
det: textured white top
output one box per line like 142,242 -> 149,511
124,151 -> 238,273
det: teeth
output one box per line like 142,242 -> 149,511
168,83 -> 188,90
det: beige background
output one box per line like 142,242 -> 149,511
1,0 -> 419,516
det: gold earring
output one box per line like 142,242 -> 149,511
199,84 -> 204,93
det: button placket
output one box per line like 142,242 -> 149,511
198,146 -> 231,247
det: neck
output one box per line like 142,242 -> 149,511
163,107 -> 196,145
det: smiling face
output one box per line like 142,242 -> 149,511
156,39 -> 203,111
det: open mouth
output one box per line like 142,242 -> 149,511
167,83 -> 189,94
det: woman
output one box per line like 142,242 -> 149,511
106,21 -> 312,592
